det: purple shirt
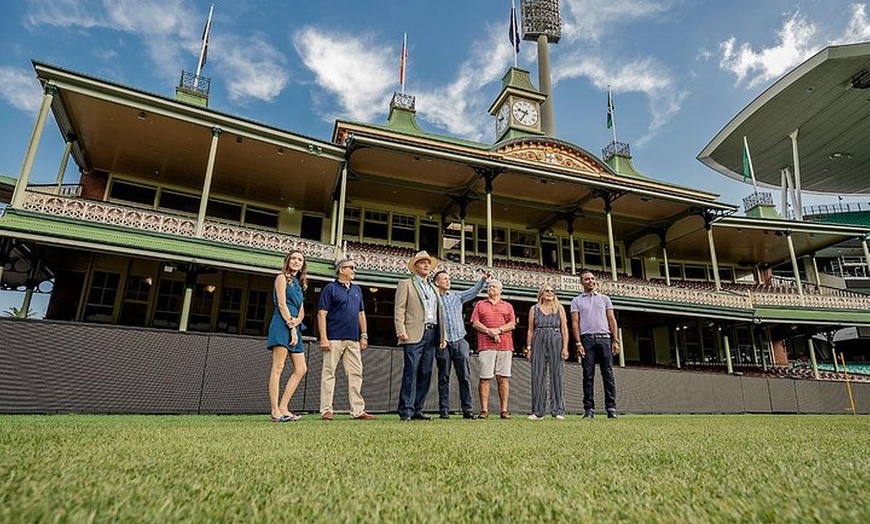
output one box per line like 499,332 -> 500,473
570,292 -> 613,335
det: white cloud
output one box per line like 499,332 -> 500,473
222,35 -> 289,104
838,3 -> 870,43
0,67 -> 43,113
292,27 -> 396,122
416,25 -> 515,140
24,0 -> 291,103
561,0 -> 675,42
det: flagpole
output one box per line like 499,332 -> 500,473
195,4 -> 214,78
510,0 -> 520,68
400,32 -> 407,94
743,135 -> 759,192
607,85 -> 618,144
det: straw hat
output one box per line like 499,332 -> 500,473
407,250 -> 438,273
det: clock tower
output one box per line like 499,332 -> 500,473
488,67 -> 546,142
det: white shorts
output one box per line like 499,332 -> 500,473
478,350 -> 512,379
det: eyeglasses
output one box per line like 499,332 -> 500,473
342,265 -> 356,270
543,289 -> 554,293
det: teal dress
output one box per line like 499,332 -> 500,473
266,275 -> 305,353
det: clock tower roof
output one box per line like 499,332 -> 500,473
487,67 -> 546,116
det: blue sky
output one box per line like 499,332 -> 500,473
1,0 -> 869,316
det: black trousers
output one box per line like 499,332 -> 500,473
580,335 -> 616,411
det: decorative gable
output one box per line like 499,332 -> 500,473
495,139 -> 608,175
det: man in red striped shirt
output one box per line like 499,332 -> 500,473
470,280 -> 516,419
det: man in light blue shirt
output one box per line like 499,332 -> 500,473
433,269 -> 490,419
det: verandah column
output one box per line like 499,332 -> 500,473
54,133 -> 76,192
785,231 -> 804,298
178,265 -> 198,332
335,163 -> 348,249
195,127 -> 222,238
11,84 -> 57,209
475,168 -> 500,268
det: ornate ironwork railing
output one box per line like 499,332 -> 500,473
20,192 -> 336,261
742,191 -> 774,211
602,141 -> 630,161
178,70 -> 211,95
390,92 -> 415,111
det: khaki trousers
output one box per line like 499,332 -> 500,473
320,340 -> 366,417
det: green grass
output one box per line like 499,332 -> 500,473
1,415 -> 869,523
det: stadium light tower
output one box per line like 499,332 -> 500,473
521,0 -> 561,136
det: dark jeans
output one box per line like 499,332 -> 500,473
398,327 -> 438,418
436,339 -> 473,414
581,335 -> 616,411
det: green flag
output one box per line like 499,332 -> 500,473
742,144 -> 750,181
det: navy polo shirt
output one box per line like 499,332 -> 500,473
317,279 -> 365,340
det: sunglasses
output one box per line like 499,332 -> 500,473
341,265 -> 357,270
542,289 -> 554,293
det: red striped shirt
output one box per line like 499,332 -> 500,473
471,299 -> 515,351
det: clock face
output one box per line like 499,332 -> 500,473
495,103 -> 510,136
512,99 -> 539,127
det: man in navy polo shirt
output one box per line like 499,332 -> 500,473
570,270 -> 621,419
316,258 -> 376,420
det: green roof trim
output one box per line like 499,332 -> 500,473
605,154 -> 648,180
341,116 -> 491,150
755,306 -> 870,326
0,210 -> 334,277
0,174 -> 16,188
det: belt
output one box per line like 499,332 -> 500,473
424,323 -> 439,330
535,327 -> 560,331
582,333 -> 611,339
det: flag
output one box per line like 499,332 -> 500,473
742,144 -> 750,181
606,87 -> 614,129
509,0 -> 521,55
399,32 -> 408,91
196,4 -> 214,75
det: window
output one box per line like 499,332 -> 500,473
477,225 -> 506,256
717,267 -> 734,282
510,230 -> 538,259
392,213 -> 416,244
217,287 -> 243,334
343,207 -> 360,238
583,240 -> 602,267
245,206 -> 279,229
604,244 -> 623,270
363,210 -> 388,240
442,222 -> 473,254
245,289 -> 269,336
300,214 -> 323,241
684,264 -> 707,280
153,279 -> 184,329
159,190 -> 201,215
188,284 -> 216,332
83,271 -> 120,323
561,237 -> 581,270
108,180 -> 157,207
207,200 -> 243,222
119,275 -> 153,327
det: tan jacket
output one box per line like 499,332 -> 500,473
394,277 -> 446,345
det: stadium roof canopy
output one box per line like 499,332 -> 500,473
699,42 -> 870,195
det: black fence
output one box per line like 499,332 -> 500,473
1,319 -> 867,415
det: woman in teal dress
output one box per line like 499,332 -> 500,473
267,250 -> 308,422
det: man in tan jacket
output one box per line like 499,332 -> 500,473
394,251 -> 446,421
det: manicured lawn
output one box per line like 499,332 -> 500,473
1,414 -> 868,523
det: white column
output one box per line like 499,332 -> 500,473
329,199 -> 338,245
460,216 -> 467,265
606,209 -> 618,281
662,245 -> 671,286
724,335 -> 733,374
617,327 -> 625,368
780,169 -> 789,217
861,238 -> 870,274
335,164 -> 348,247
789,129 -> 802,220
568,234 -> 576,275
707,226 -> 721,292
195,127 -> 222,238
785,232 -> 804,297
179,287 -> 194,332
674,328 -> 682,369
11,84 -> 57,209
486,191 -> 493,268
54,136 -> 74,192
807,337 -> 819,380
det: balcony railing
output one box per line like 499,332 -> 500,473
742,191 -> 773,211
20,191 -> 336,260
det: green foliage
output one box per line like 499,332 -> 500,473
1,415 -> 868,522
2,306 -> 34,318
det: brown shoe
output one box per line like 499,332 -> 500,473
321,411 -> 334,421
478,411 -> 488,419
500,411 -> 511,419
353,412 -> 377,420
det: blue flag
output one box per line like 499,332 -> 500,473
509,2 -> 520,55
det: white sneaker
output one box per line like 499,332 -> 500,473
287,412 -> 301,421
527,414 -> 544,420
554,415 -> 566,420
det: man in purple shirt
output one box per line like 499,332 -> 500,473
570,270 -> 621,419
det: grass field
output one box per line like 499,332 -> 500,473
1,414 -> 868,523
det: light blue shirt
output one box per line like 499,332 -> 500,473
570,291 -> 613,335
441,278 -> 487,342
415,276 -> 439,324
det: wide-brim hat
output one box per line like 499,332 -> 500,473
407,250 -> 438,273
